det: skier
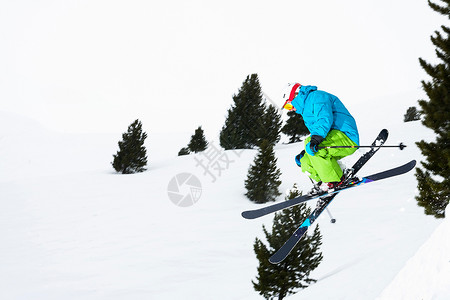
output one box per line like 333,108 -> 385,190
282,83 -> 359,192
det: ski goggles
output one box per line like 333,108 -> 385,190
283,101 -> 295,111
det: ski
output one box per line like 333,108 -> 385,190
346,129 -> 389,179
269,159 -> 417,264
241,129 -> 389,220
242,191 -> 322,219
269,193 -> 338,264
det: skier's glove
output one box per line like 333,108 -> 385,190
305,135 -> 324,156
295,150 -> 305,167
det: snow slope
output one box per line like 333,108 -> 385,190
0,110 -> 447,299
377,203 -> 450,300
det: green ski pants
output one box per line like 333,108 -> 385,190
300,130 -> 358,183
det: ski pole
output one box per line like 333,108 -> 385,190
318,142 -> 407,150
326,208 -> 336,223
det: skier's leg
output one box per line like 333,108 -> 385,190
299,153 -> 322,182
303,130 -> 358,183
323,130 -> 358,160
308,154 -> 343,182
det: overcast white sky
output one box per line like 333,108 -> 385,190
0,0 -> 446,136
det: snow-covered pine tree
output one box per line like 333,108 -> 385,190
245,139 -> 281,203
187,126 -> 208,153
112,119 -> 148,174
220,74 -> 266,150
415,0 -> 450,218
281,110 -> 310,143
253,184 -> 323,300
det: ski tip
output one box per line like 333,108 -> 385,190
269,256 -> 283,264
241,211 -> 256,219
401,160 -> 417,173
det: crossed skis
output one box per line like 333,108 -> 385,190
241,129 -> 416,264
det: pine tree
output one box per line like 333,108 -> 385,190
253,184 -> 323,300
403,106 -> 421,122
220,74 -> 266,150
257,104 -> 282,147
245,140 -> 282,203
281,110 -> 310,143
187,126 -> 208,153
415,0 -> 450,218
177,126 -> 208,156
112,119 -> 148,174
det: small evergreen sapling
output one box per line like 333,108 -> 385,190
187,126 -> 208,153
112,119 -> 148,174
178,126 -> 208,156
178,147 -> 190,156
252,184 -> 323,300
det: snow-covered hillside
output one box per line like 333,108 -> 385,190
0,110 -> 447,300
377,204 -> 450,300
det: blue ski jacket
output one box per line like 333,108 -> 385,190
291,85 -> 359,145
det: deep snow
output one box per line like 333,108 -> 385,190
0,110 -> 448,299
377,205 -> 450,300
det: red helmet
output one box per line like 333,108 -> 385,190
282,82 -> 301,110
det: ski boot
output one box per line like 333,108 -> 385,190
320,172 -> 349,193
308,181 -> 324,196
